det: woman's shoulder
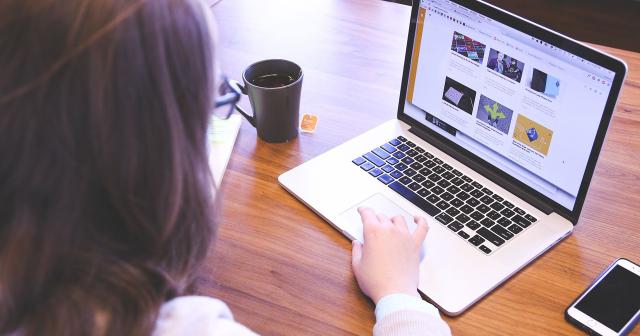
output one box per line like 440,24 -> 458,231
153,296 -> 258,336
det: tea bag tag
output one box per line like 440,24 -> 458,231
300,114 -> 319,133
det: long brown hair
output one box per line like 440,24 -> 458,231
0,0 -> 216,334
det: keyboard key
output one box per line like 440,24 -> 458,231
457,191 -> 470,201
424,152 -> 435,159
457,230 -> 471,239
456,213 -> 471,224
460,205 -> 475,214
423,160 -> 436,168
390,170 -> 403,179
436,201 -> 450,210
406,141 -> 416,148
435,213 -> 454,225
470,189 -> 484,198
450,198 -> 464,208
421,180 -> 435,189
417,188 -> 430,197
419,168 -> 432,176
466,198 -> 480,207
502,200 -> 515,208
492,194 -> 504,202
442,163 -> 453,170
401,157 -> 414,165
373,147 -> 391,160
446,207 -> 461,217
437,179 -> 451,188
461,175 -> 473,183
470,211 -> 484,221
404,168 -> 416,177
414,154 -> 427,163
447,185 -> 461,194
477,227 -> 505,246
512,215 -> 532,228
398,144 -> 411,152
447,221 -> 464,232
431,186 -> 444,195
360,162 -> 374,171
386,157 -> 399,165
491,225 -> 514,240
441,172 -> 455,180
440,192 -> 454,201
382,165 -> 394,173
490,202 -> 505,211
481,188 -> 493,195
433,166 -> 445,174
497,217 -> 512,227
480,195 -> 494,205
392,151 -> 406,159
450,177 -> 464,186
415,147 -> 425,153
395,163 -> 408,171
381,143 -> 397,153
408,182 -> 421,191
525,214 -> 537,222
508,224 -> 523,234
426,194 -> 440,204
476,204 -> 491,213
500,208 -> 515,218
397,136 -> 407,142
479,245 -> 492,254
369,168 -> 383,177
388,181 -> 440,217
480,218 -> 494,227
399,177 -> 412,185
513,207 -> 526,216
460,183 -> 473,192
428,174 -> 442,182
389,138 -> 401,146
486,210 -> 501,220
364,152 -> 385,167
406,149 -> 418,157
410,162 -> 423,170
412,174 -> 426,183
466,221 -> 481,230
352,157 -> 366,165
433,158 -> 444,165
471,182 -> 483,189
451,169 -> 462,176
469,234 -> 485,246
377,174 -> 394,185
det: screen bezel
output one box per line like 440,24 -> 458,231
396,0 -> 628,224
565,259 -> 640,335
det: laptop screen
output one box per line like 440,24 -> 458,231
402,0 -> 618,211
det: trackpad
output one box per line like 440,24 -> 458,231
338,193 -> 421,242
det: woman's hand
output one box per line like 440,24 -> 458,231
351,207 -> 429,304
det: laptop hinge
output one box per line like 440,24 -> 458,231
409,126 -> 554,215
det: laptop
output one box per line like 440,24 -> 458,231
279,0 -> 627,315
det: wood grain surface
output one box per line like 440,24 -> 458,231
195,0 -> 640,334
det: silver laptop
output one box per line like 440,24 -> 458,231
279,0 -> 627,315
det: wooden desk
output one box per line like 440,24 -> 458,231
198,0 -> 640,334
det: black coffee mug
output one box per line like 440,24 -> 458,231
230,59 -> 303,143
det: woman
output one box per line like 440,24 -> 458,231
0,0 -> 450,335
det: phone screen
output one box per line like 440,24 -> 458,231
574,265 -> 640,332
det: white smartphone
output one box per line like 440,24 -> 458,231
565,258 -> 640,336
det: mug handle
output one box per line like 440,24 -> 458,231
229,80 -> 256,127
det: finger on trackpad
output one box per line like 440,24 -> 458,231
338,193 -> 417,239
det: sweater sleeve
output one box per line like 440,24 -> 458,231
373,294 -> 451,336
153,296 -> 258,336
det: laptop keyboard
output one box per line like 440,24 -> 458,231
352,136 -> 538,255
